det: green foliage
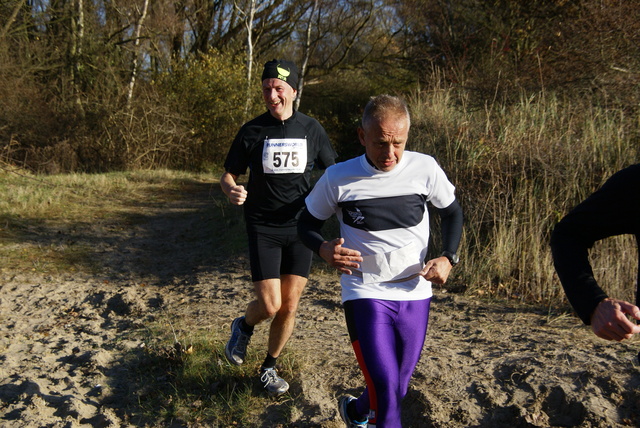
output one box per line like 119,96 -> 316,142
159,51 -> 262,163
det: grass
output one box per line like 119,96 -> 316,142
0,166 -> 234,274
408,87 -> 639,306
127,316 -> 305,427
0,167 -> 219,220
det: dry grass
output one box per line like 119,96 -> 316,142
409,87 -> 638,306
129,317 -> 304,427
0,167 -> 221,273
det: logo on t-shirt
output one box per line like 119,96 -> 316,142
346,207 -> 365,225
262,138 -> 308,174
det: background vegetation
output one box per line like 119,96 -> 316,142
1,0 -> 639,304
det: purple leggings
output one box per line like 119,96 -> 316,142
343,298 -> 431,427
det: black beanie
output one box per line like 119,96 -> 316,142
261,59 -> 299,91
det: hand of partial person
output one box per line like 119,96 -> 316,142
420,256 -> 453,285
228,185 -> 247,205
319,238 -> 363,275
590,298 -> 640,341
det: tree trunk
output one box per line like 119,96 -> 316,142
295,0 -> 318,110
240,0 -> 257,120
70,0 -> 86,117
127,0 -> 150,108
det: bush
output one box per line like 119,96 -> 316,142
159,51 -> 262,165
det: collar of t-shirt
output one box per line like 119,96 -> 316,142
365,155 -> 378,170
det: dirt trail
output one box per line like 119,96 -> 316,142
1,181 -> 639,427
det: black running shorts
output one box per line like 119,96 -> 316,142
247,230 -> 313,282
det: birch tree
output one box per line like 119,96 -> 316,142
69,0 -> 85,116
126,0 -> 150,107
295,0 -> 318,110
236,0 -> 257,119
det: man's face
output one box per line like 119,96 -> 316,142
357,114 -> 409,172
262,78 -> 296,120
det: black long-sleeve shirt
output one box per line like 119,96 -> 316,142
550,163 -> 640,324
224,110 -> 336,233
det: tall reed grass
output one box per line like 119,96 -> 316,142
408,87 -> 639,306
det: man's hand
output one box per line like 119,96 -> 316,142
318,238 -> 363,275
420,256 -> 453,285
227,185 -> 247,205
590,298 -> 640,341
220,172 -> 247,206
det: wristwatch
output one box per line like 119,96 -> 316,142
441,251 -> 459,266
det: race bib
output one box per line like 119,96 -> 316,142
262,138 -> 308,174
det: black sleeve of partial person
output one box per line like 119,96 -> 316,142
550,223 -> 609,325
297,208 -> 326,255
437,199 -> 463,254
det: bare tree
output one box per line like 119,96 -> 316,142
126,0 -> 150,107
0,0 -> 28,41
69,0 -> 85,116
236,0 -> 257,119
295,0 -> 319,110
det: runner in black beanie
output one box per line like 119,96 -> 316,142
261,59 -> 299,91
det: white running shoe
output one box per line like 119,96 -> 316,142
259,367 -> 289,396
